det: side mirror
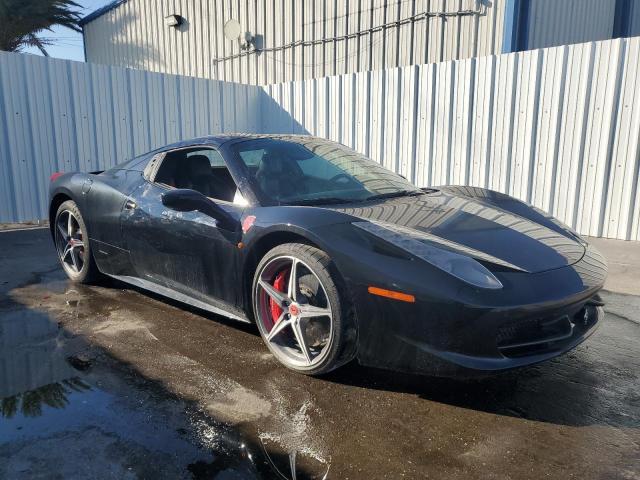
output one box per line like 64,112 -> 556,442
161,189 -> 239,231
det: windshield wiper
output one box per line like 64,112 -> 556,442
364,190 -> 422,201
282,197 -> 354,206
282,190 -> 422,206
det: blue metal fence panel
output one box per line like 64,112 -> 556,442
0,51 -> 261,223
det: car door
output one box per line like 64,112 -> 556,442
120,146 -> 245,312
83,154 -> 155,276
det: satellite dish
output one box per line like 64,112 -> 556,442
223,19 -> 241,41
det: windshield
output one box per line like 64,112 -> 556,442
231,137 -> 422,205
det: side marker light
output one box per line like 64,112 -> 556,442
368,286 -> 415,303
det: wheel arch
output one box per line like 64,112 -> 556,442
241,226 -> 350,322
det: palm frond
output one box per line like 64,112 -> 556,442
0,0 -> 83,53
27,33 -> 51,56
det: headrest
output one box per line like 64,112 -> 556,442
186,155 -> 212,176
258,152 -> 287,174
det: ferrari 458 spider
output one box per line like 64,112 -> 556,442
49,134 -> 606,376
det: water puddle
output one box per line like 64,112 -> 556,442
0,307 -> 212,477
186,432 -> 331,479
0,306 -> 330,478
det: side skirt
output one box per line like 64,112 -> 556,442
106,274 -> 251,324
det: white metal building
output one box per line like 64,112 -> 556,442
81,0 -> 640,85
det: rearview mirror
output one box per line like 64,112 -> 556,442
161,189 -> 239,231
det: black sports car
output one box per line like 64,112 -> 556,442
49,134 -> 607,376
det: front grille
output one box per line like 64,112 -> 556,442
497,306 -> 597,358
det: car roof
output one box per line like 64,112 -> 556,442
160,133 -> 323,150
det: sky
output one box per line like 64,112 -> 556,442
22,0 -> 111,62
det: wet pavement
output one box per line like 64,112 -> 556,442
1,228 -> 639,479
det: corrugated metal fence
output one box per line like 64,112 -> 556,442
261,37 -> 640,241
1,37 -> 639,240
0,51 -> 260,223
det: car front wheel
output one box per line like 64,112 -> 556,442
252,243 -> 356,375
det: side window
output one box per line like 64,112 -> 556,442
154,147 -> 244,204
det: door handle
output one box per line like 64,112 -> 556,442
124,199 -> 137,210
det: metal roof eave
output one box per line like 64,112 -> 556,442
79,0 -> 128,27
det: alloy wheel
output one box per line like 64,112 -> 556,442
255,255 -> 333,368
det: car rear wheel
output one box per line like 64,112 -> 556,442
253,243 -> 356,375
54,200 -> 101,284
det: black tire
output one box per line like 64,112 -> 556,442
252,243 -> 357,375
54,200 -> 101,284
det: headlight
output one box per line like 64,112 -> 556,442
354,221 -> 503,290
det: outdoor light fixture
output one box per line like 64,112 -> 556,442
164,14 -> 183,28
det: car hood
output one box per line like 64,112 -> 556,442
330,187 -> 586,274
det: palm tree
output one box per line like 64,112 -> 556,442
0,0 -> 82,56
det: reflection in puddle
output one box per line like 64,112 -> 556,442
186,432 -> 331,480
259,435 -> 330,480
0,379 -> 206,461
0,309 -> 77,400
1,378 -> 90,419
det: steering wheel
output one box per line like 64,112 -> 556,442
329,173 -> 354,185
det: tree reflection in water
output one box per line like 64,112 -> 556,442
1,378 -> 91,419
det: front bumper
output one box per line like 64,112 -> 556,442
334,240 -> 607,378
359,302 -> 602,377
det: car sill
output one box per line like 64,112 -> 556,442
106,274 -> 251,323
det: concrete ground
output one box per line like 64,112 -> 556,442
587,236 -> 640,296
1,228 -> 639,479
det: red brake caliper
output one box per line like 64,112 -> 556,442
269,268 -> 289,328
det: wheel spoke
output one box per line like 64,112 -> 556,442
298,304 -> 331,319
62,244 -> 72,261
288,258 -> 298,302
267,313 -> 289,342
57,222 -> 68,241
70,247 -> 79,271
72,240 -> 85,249
67,212 -> 74,237
259,279 -> 288,306
291,320 -> 312,364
